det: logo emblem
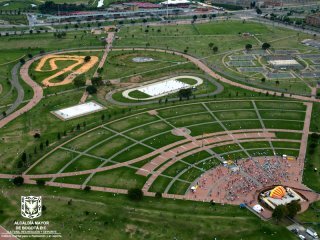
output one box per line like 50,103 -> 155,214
21,196 -> 42,219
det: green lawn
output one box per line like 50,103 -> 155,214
0,180 -> 296,240
303,138 -> 320,191
87,167 -> 147,189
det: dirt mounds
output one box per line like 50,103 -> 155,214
35,54 -> 99,87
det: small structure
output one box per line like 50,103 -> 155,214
52,101 -> 105,121
302,39 -> 320,50
306,13 -> 320,27
260,186 -> 304,209
253,204 -> 264,213
268,59 -> 302,70
160,0 -> 191,7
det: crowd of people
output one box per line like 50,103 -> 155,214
188,155 -> 300,204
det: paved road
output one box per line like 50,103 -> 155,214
0,63 -> 24,119
0,59 -> 43,128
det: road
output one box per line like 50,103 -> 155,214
0,63 -> 24,119
0,58 -> 43,129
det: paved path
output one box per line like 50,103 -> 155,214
80,32 -> 115,104
94,32 -> 114,78
251,100 -> 276,153
0,63 -> 24,120
298,102 -> 313,181
0,49 -> 104,128
0,59 -> 43,128
15,128 -> 301,180
1,45 -> 316,128
113,48 -> 320,103
0,225 -> 18,240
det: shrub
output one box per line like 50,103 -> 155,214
128,188 -> 144,201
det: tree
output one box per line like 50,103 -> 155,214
128,188 -> 144,201
192,15 -> 198,22
57,132 -> 61,140
39,142 -> 44,151
212,46 -> 218,53
83,186 -> 91,191
86,85 -> 97,95
19,58 -> 25,64
245,43 -> 253,51
262,42 -> 271,50
73,76 -> 86,87
261,77 -> 266,83
155,192 -> 162,198
287,201 -> 301,218
36,179 -> 46,186
256,8 -> 262,15
84,56 -> 91,62
13,176 -> 24,186
275,80 -> 280,86
34,133 -> 41,138
178,88 -> 193,100
91,77 -> 103,86
208,42 -> 214,48
45,140 -> 49,147
21,152 -> 27,162
272,205 -> 287,222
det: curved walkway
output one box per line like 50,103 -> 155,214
106,73 -> 224,106
2,63 -> 25,117
0,60 -> 43,128
20,128 -> 300,180
0,49 -> 103,128
0,46 -> 317,128
116,48 -> 320,103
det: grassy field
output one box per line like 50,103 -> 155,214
0,180 -> 296,240
0,19 -> 319,240
114,20 -> 319,96
22,100 -> 305,195
0,14 -> 27,25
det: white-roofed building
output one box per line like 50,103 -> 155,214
160,0 -> 191,6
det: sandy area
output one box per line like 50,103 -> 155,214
35,54 -> 99,87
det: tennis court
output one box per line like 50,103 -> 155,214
237,67 -> 265,73
229,55 -> 256,61
228,61 -> 256,67
265,72 -> 294,79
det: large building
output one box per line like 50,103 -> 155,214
306,13 -> 320,27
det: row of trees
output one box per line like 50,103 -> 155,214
245,42 -> 271,51
272,200 -> 301,221
39,1 -> 88,14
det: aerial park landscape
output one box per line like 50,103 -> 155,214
0,0 -> 320,239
